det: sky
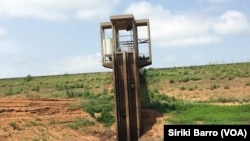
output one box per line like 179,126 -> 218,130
0,0 -> 250,79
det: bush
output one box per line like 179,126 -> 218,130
32,86 -> 40,92
4,88 -> 14,96
224,85 -> 230,89
24,74 -> 33,82
66,90 -> 92,98
169,79 -> 175,83
190,76 -> 201,81
68,118 -> 94,130
210,84 -> 220,90
9,122 -> 22,130
228,76 -> 235,80
96,112 -> 115,127
179,76 -> 190,83
179,86 -> 186,90
245,82 -> 250,86
141,90 -> 176,113
4,88 -> 21,96
79,92 -> 115,127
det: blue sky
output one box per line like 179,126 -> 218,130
0,0 -> 249,78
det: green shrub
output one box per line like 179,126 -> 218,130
141,90 -> 176,113
179,86 -> 186,90
190,76 -> 201,81
228,76 -> 235,80
210,84 -> 220,90
74,82 -> 84,88
4,88 -> 21,96
96,112 -> 115,127
224,85 -> 230,89
66,90 -> 92,98
32,86 -> 39,92
55,84 -> 67,91
246,82 -> 250,86
24,74 -> 33,82
210,76 -> 216,80
9,122 -> 22,130
78,92 -> 115,127
169,79 -> 175,83
68,118 -> 94,130
168,102 -> 250,124
179,76 -> 190,83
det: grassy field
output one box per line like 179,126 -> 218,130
0,62 -> 250,140
1,62 -> 250,123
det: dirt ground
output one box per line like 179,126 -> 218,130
160,77 -> 250,103
0,98 -> 106,141
0,97 -> 165,141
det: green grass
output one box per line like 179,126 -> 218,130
167,101 -> 250,124
138,88 -> 250,125
0,71 -> 112,97
1,62 -> 250,98
0,62 -> 250,127
65,89 -> 115,127
64,87 -> 250,126
67,118 -> 95,130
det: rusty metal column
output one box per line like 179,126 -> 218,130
125,52 -> 139,141
122,51 -> 131,140
133,52 -> 141,137
113,51 -> 141,141
100,14 -> 152,141
113,52 -> 127,141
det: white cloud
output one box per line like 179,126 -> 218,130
0,39 -> 20,56
207,0 -> 231,3
124,1 -> 221,48
0,27 -> 7,38
0,55 -> 28,78
75,0 -> 119,21
0,28 -> 19,56
213,10 -> 250,35
0,38 -> 29,78
0,52 -> 111,78
164,55 -> 177,62
48,53 -> 109,75
124,2 -> 250,48
0,0 -> 119,22
191,54 -> 205,62
158,35 -> 221,47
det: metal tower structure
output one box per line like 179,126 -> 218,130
100,14 -> 152,141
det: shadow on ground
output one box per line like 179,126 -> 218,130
139,71 -> 163,137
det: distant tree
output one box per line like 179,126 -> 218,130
24,74 -> 33,82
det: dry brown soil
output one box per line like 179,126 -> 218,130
160,77 -> 250,103
0,97 -> 164,141
0,98 -> 105,141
